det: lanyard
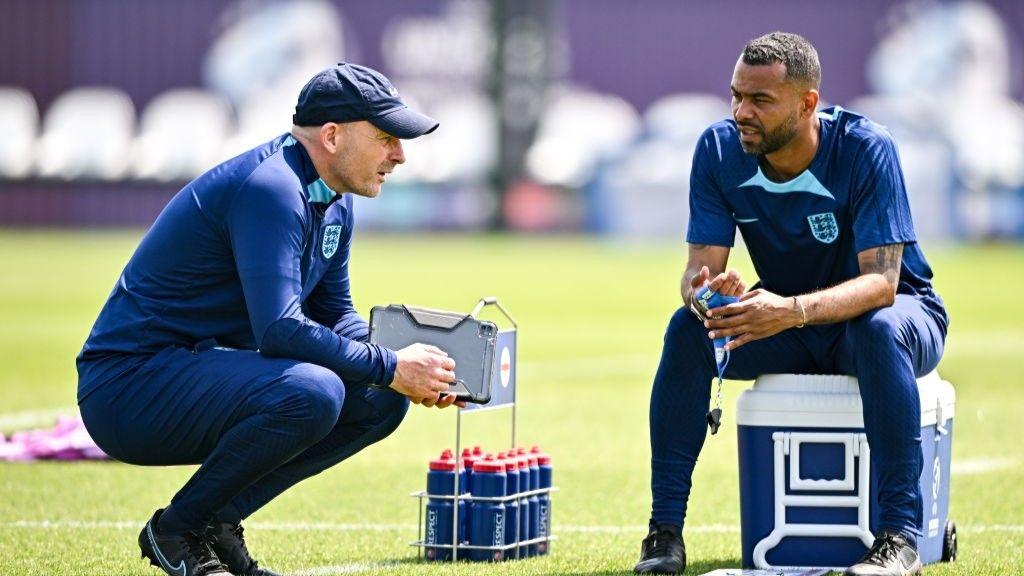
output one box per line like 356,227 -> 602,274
693,286 -> 739,435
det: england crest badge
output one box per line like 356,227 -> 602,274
807,212 -> 839,244
322,225 -> 343,259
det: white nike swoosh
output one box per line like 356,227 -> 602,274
734,217 -> 759,223
147,522 -> 187,576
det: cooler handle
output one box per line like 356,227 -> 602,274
935,398 -> 949,437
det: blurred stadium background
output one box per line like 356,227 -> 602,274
1,0 -> 1023,238
2,1 -> 1024,575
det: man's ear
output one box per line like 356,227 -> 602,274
320,123 -> 340,153
802,89 -> 820,118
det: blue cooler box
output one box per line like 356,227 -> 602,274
736,372 -> 956,570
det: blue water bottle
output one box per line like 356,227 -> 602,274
521,449 -> 542,557
462,447 -> 482,495
424,450 -> 465,560
468,454 -> 506,562
532,445 -> 553,555
462,447 -> 482,541
514,452 -> 531,559
498,451 -> 520,558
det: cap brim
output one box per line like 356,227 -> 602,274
370,106 -> 439,139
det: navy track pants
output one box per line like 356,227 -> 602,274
79,344 -> 409,534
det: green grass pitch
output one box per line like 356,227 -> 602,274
0,230 -> 1021,575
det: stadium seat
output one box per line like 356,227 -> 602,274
586,137 -> 693,236
643,93 -> 730,144
942,96 -> 1024,190
220,90 -> 294,161
35,87 -> 136,180
892,136 -> 955,240
525,87 -> 641,187
0,87 -> 39,179
846,95 -> 937,140
413,91 -> 496,183
132,89 -> 234,182
584,92 -> 728,236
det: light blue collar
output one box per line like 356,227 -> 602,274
307,178 -> 338,203
739,166 -> 834,200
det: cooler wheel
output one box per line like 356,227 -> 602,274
942,520 -> 957,562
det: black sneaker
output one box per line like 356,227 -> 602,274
634,520 -> 686,574
139,509 -> 231,576
207,521 -> 281,576
845,531 -> 922,576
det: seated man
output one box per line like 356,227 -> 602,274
634,33 -> 948,576
77,63 -> 462,576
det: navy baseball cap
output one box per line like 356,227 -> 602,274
292,63 -> 439,139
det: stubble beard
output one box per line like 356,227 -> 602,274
739,110 -> 799,156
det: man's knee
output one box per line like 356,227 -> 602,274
665,306 -> 706,344
369,391 -> 410,441
279,364 -> 346,438
847,307 -> 903,347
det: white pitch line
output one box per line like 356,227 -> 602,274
2,520 -> 1022,535
0,520 -> 411,532
0,406 -> 76,430
964,524 -> 1024,534
952,457 -> 1018,476
292,561 -> 399,575
559,523 -> 738,534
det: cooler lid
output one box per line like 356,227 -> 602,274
736,371 -> 955,428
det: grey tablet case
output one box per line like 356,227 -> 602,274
368,304 -> 498,404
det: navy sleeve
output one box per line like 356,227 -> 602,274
226,173 -> 395,387
850,129 -> 917,253
685,129 -> 735,247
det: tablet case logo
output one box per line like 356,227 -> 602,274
807,212 -> 839,244
322,225 -> 342,258
500,347 -> 511,388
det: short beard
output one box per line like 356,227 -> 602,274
739,110 -> 799,156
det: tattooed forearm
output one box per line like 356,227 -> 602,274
859,243 -> 903,292
785,244 -> 903,325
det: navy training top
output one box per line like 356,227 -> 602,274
77,134 -> 396,401
686,106 -> 946,320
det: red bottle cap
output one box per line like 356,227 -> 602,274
461,447 -> 479,468
498,452 -> 518,470
472,445 -> 484,456
473,454 -> 505,473
429,450 -> 457,471
531,445 -> 551,465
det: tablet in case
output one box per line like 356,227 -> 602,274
368,304 -> 498,404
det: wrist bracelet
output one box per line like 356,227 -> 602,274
792,296 -> 806,328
